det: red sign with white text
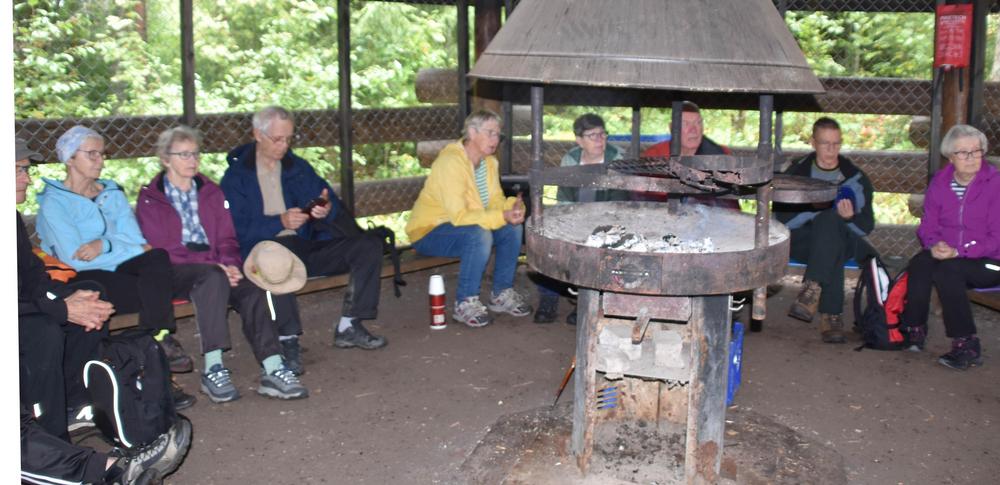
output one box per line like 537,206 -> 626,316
934,4 -> 973,69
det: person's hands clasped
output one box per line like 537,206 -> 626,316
931,240 -> 958,260
281,208 -> 310,230
64,290 -> 114,331
218,264 -> 243,287
73,239 -> 104,261
835,199 -> 854,220
503,194 -> 526,225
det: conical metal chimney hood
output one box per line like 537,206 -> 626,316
469,0 -> 823,94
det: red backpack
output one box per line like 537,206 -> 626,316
853,256 -> 910,351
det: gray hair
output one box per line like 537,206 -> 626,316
55,125 -> 103,163
941,124 -> 988,158
253,106 -> 295,134
156,125 -> 202,161
463,109 -> 502,138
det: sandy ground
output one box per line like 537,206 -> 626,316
143,264 -> 998,484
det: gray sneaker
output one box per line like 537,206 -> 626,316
453,296 -> 492,327
200,364 -> 240,403
488,288 -> 533,317
258,367 -> 309,400
113,416 -> 192,483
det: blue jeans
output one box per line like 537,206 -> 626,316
413,223 -> 522,301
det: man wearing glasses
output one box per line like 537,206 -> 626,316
222,105 -> 388,351
776,117 -> 877,344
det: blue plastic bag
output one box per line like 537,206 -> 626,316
726,321 -> 745,406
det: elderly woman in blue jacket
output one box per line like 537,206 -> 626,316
35,126 -> 192,376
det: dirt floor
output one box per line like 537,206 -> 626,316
124,263 -> 999,484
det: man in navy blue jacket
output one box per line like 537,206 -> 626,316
221,106 -> 387,351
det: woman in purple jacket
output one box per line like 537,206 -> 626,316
902,124 -> 1000,370
137,126 -> 308,401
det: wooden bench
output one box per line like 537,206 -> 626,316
107,250 -> 458,330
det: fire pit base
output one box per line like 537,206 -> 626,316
457,404 -> 847,485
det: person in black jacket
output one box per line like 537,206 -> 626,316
775,118 -> 877,343
16,139 -> 116,439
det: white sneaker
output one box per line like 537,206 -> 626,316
453,297 -> 493,328
488,288 -> 533,317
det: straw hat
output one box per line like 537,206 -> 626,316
243,241 -> 307,295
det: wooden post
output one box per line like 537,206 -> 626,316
473,0 -> 502,115
684,295 -> 732,485
753,94 -> 774,321
571,288 -> 601,473
670,100 -> 682,156
180,0 -> 195,126
631,105 -> 641,158
337,0 -> 355,213
529,85 -> 543,228
457,0 -> 470,124
966,0 -> 988,126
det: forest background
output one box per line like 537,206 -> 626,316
13,0 -> 1000,241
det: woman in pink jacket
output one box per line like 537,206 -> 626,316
137,126 -> 308,401
902,124 -> 1000,370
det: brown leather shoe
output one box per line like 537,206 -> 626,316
788,280 -> 821,322
819,313 -> 847,344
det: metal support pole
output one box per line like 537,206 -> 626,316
774,110 -> 785,172
753,95 -> 774,321
684,295 -> 732,484
669,99 -> 682,156
631,105 -> 641,158
530,85 -> 543,227
180,0 -> 195,126
337,0 -> 355,213
457,0 -> 470,124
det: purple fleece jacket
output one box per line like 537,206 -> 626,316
136,172 -> 244,267
917,161 -> 1000,260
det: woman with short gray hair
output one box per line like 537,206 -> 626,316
901,124 -> 1000,369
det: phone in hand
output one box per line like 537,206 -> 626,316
302,197 -> 329,220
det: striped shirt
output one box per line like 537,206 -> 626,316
475,160 -> 490,207
950,178 -> 967,200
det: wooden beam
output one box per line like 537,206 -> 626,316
369,0 -> 1000,13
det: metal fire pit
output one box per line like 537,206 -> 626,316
527,201 -> 790,482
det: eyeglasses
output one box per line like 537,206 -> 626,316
261,132 -> 301,145
476,127 -> 505,142
167,151 -> 200,160
580,130 -> 608,141
78,150 -> 106,161
15,165 -> 32,175
951,149 -> 984,161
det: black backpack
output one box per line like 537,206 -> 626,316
853,256 -> 910,351
83,329 -> 177,449
326,206 -> 407,297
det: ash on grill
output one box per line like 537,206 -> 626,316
585,224 -> 715,253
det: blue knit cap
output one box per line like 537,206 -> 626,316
55,125 -> 101,163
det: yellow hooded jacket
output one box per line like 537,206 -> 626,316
405,141 -> 518,243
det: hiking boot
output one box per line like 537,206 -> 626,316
488,288 -> 533,317
788,280 -> 821,323
171,379 -> 196,411
280,336 -> 305,376
533,294 -> 559,324
905,324 -> 927,352
258,367 -> 309,400
453,296 -> 492,328
938,336 -> 983,370
67,404 -> 95,433
200,364 -> 240,403
111,416 -> 192,483
334,319 -> 387,350
159,334 -> 193,374
819,313 -> 847,344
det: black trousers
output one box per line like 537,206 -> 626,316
276,233 -> 383,321
789,209 -> 877,315
172,263 -> 291,362
76,249 -> 176,333
19,280 -> 108,440
21,405 -> 109,484
901,250 -> 1000,338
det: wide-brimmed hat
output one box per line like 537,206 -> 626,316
15,138 -> 43,162
243,241 -> 307,295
